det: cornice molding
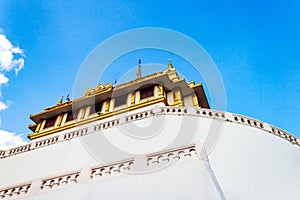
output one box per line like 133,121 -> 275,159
1,106 -> 299,160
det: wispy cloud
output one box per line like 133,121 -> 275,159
0,130 -> 27,150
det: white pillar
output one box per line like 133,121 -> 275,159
167,92 -> 174,105
84,106 -> 90,119
127,93 -> 132,106
154,85 -> 159,98
109,99 -> 115,112
135,91 -> 140,104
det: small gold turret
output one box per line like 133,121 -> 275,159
57,96 -> 63,105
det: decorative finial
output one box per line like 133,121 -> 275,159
57,96 -> 63,105
137,59 -> 142,79
66,94 -> 70,102
168,58 -> 173,69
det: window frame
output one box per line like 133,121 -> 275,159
140,85 -> 154,100
65,110 -> 79,122
43,116 -> 57,129
114,94 -> 128,108
89,101 -> 102,115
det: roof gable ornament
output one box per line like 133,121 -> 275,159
85,83 -> 113,96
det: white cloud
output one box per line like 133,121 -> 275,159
0,73 -> 9,107
0,31 -> 26,149
0,32 -> 25,112
0,73 -> 8,84
0,101 -> 8,111
13,58 -> 24,74
0,34 -> 25,74
0,130 -> 27,150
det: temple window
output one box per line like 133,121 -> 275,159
114,94 -> 127,108
44,116 -> 57,129
140,85 -> 154,99
89,102 -> 102,115
66,110 -> 79,122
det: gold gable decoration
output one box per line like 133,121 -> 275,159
85,83 -> 113,96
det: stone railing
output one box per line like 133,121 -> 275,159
0,144 -> 198,199
63,128 -> 88,140
0,127 -> 88,158
0,106 -> 299,159
227,112 -> 299,145
0,151 -> 6,157
90,145 -> 198,180
40,172 -> 80,190
124,110 -> 154,123
93,119 -> 120,132
34,136 -> 59,148
91,160 -> 134,179
158,106 -> 300,147
6,144 -> 32,157
0,183 -> 31,199
147,144 -> 197,167
269,125 -> 298,144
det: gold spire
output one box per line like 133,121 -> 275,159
136,59 -> 142,79
168,58 -> 174,69
164,59 -> 178,81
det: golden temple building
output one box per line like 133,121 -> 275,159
0,61 -> 299,200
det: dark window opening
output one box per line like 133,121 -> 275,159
114,94 -> 127,107
66,110 -> 79,122
89,102 -> 102,115
44,116 -> 57,128
140,86 -> 154,99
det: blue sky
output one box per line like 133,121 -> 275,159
0,0 -> 299,146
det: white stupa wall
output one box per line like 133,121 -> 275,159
0,105 -> 299,200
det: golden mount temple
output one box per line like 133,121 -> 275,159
0,60 -> 299,200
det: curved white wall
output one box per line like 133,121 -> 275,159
0,106 -> 299,199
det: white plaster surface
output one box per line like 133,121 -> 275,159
0,106 -> 299,199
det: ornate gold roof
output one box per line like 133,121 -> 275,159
28,63 -> 210,140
